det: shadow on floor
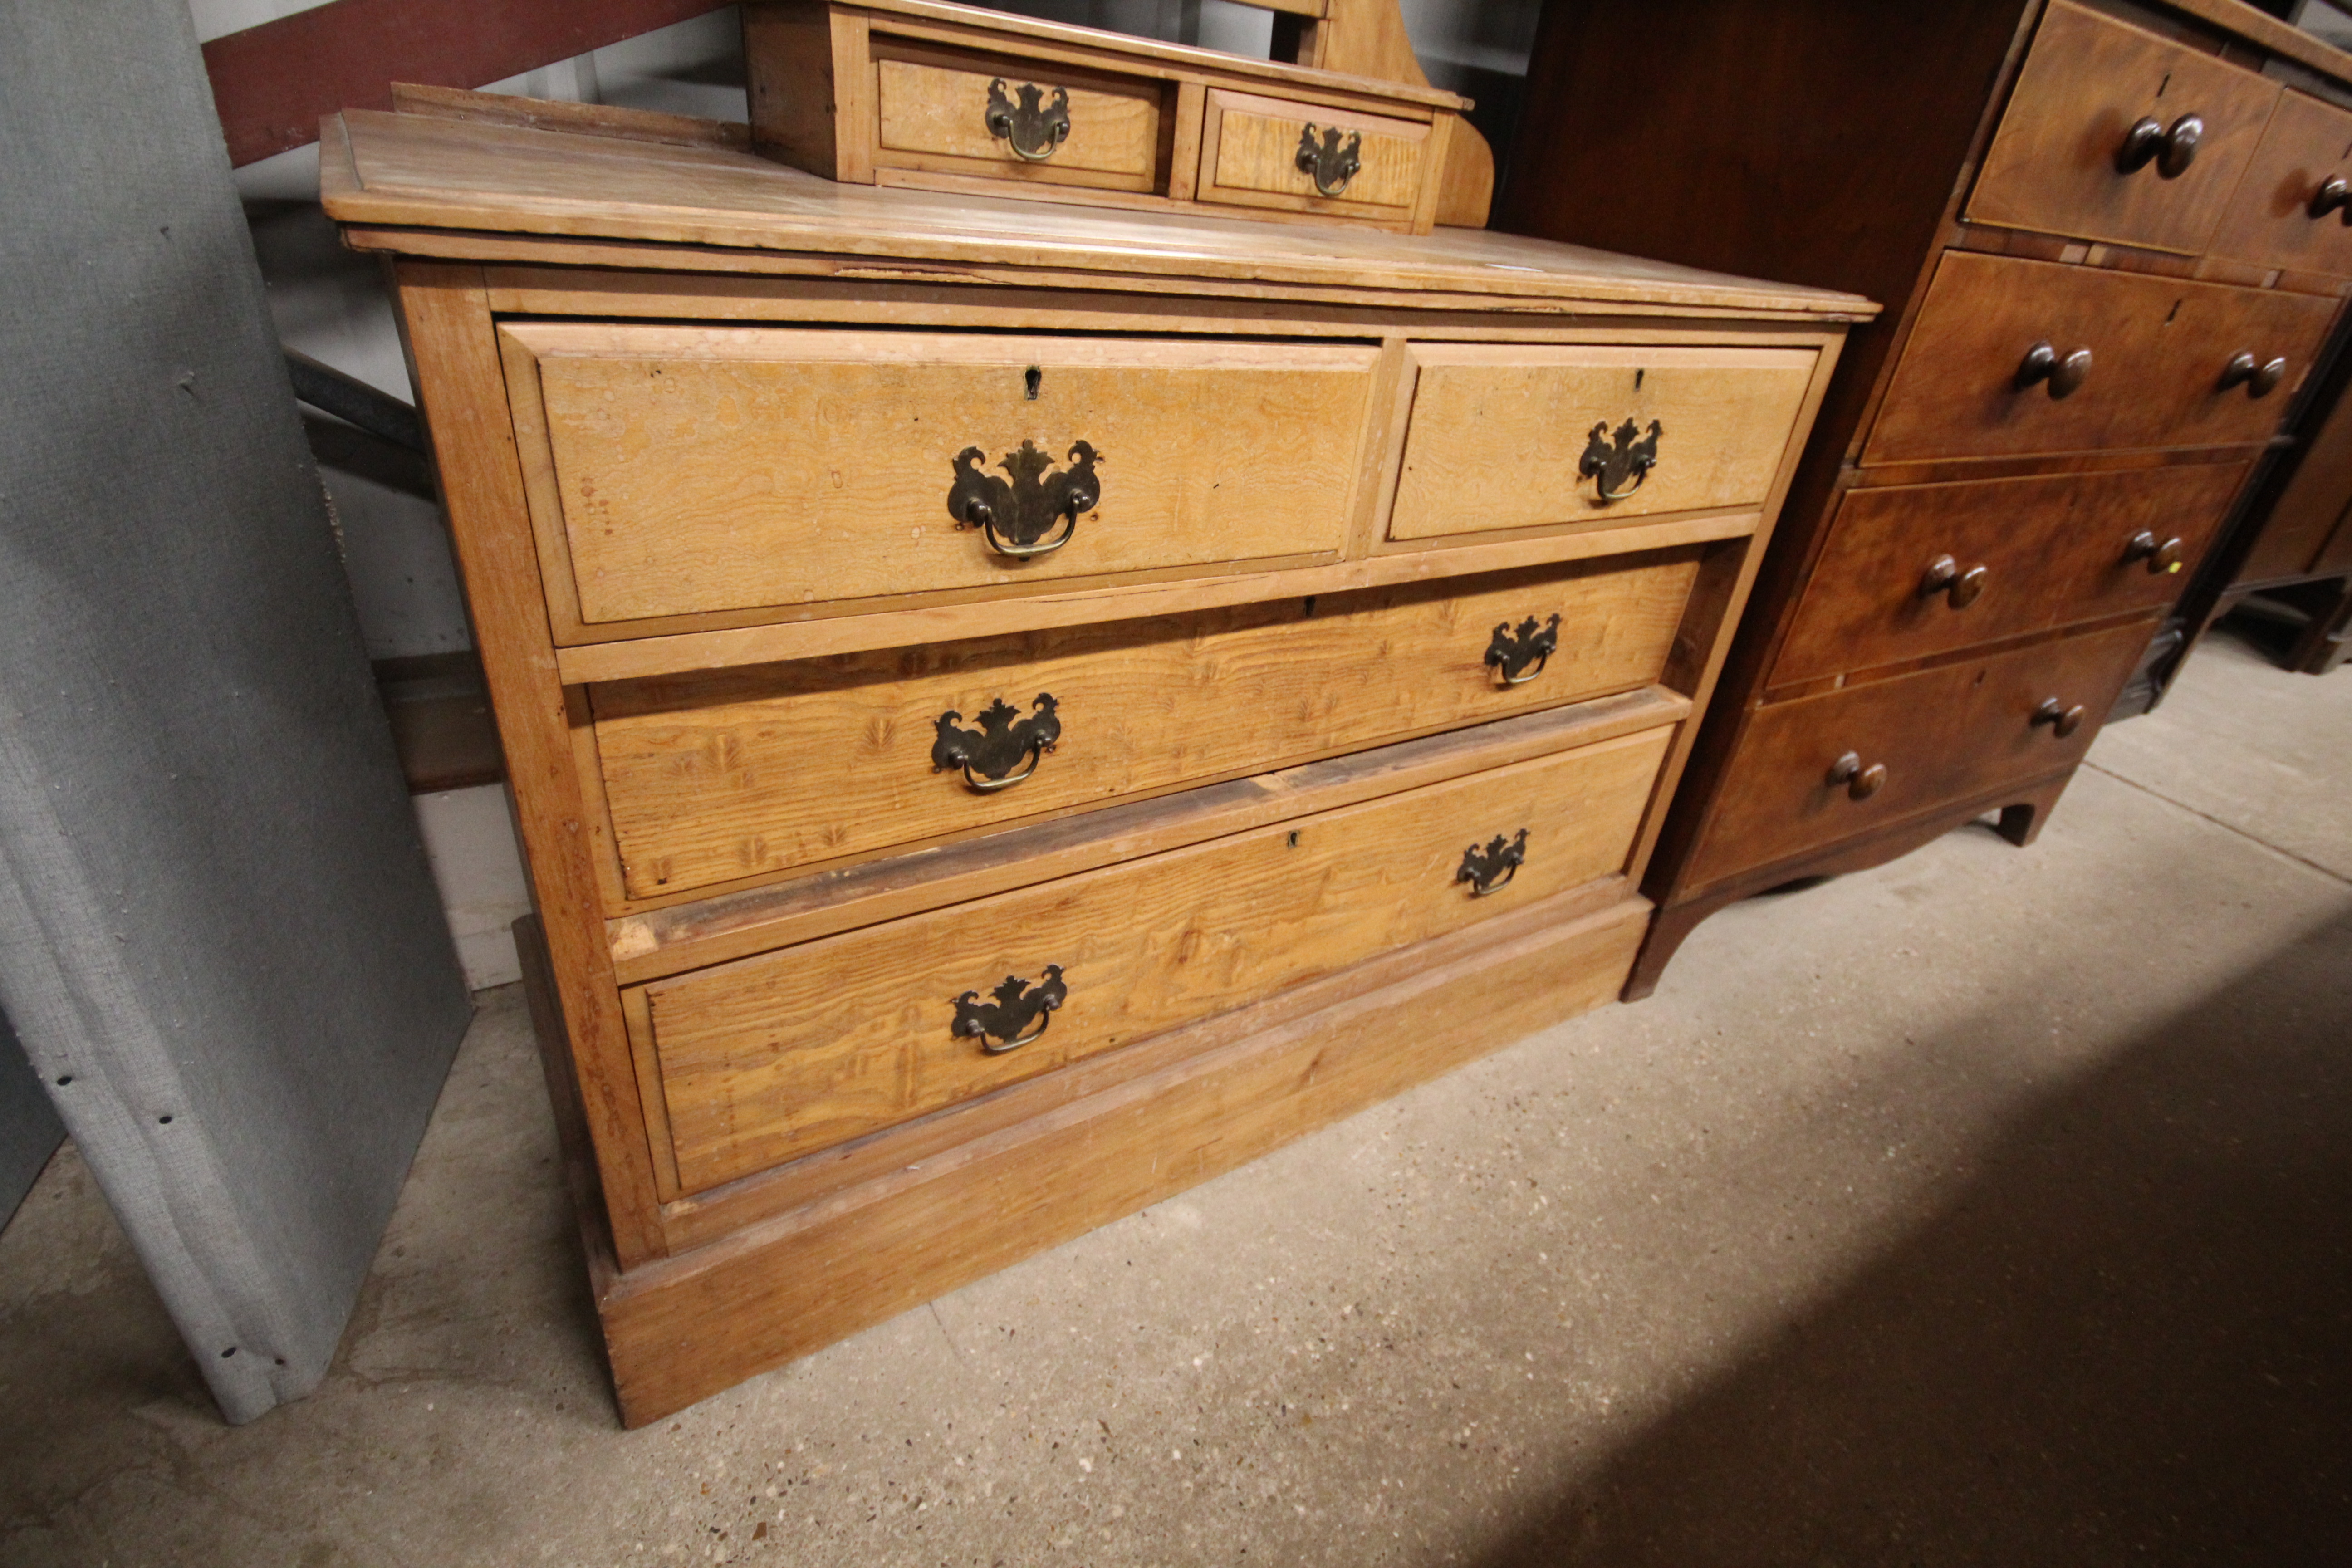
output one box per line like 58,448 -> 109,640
1478,905 -> 2352,1567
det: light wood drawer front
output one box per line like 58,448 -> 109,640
873,53 -> 1161,189
1965,0 -> 2277,254
593,554 -> 1702,899
1863,253 -> 2337,464
1388,344 -> 1817,540
2212,90 -> 2352,279
637,727 -> 1676,1190
506,324 -> 1378,624
1199,89 -> 1429,216
1772,462 -> 2247,688
1686,618 -> 2155,891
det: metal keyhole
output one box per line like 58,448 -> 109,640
1024,366 -> 1042,401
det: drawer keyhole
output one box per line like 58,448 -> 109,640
1025,365 -> 1042,401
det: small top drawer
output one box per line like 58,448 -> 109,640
501,324 -> 1378,627
1196,89 -> 1433,220
1966,0 -> 2278,254
1387,343 -> 1818,540
2211,90 -> 2352,280
1863,251 -> 2338,465
872,47 -> 1164,191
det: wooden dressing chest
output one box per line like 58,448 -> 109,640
1501,0 -> 2352,992
324,92 -> 1866,1425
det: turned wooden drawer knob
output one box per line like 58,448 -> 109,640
2016,342 -> 2093,399
2116,112 -> 2204,179
1826,752 -> 1888,800
2123,530 -> 2185,574
2032,698 -> 2087,738
2312,176 -> 2352,221
2219,352 -> 2288,398
1919,554 -> 1988,608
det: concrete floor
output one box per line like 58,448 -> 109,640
4,627 -> 2348,1568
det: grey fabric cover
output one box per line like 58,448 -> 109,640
0,0 -> 471,1421
0,1012 -> 64,1228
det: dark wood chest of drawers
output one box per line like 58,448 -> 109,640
1499,0 -> 2352,990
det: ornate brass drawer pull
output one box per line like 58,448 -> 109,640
1484,613 -> 1562,686
1919,554 -> 1988,609
932,694 -> 1061,792
2219,352 -> 2288,398
953,966 -> 1068,1054
2116,112 -> 2204,179
1455,828 -> 1529,898
1827,752 -> 1887,800
948,439 -> 1101,558
1579,418 -> 1662,503
1295,124 -> 1363,197
2031,697 -> 2086,739
2016,341 -> 2093,399
2123,530 -> 2185,575
985,79 -> 1071,162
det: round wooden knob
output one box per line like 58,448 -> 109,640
2017,341 -> 2093,399
2124,530 -> 2185,574
1827,751 -> 1888,800
2312,176 -> 2351,219
2032,698 -> 2086,739
2117,112 -> 2203,178
1919,554 -> 1989,608
2220,353 -> 2289,398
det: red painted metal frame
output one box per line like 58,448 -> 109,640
202,0 -> 727,166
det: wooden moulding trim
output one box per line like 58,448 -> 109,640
605,687 -> 1690,982
551,513 -> 1764,684
595,886 -> 1650,1425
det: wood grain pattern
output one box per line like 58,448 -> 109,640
1683,617 -> 2156,892
598,885 -> 1646,1426
873,55 -> 1161,183
637,729 -> 1671,1191
1770,461 -> 2248,688
745,0 -> 845,179
1862,250 -> 2338,464
505,323 -> 1377,622
592,554 -> 1700,897
1200,88 -> 1427,213
388,83 -> 750,151
1389,343 -> 1818,539
2210,88 -> 2352,281
1965,0 -> 2278,255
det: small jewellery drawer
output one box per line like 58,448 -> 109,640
1388,343 -> 1818,539
872,46 -> 1164,191
1771,461 -> 2248,688
1686,617 -> 2156,890
1965,0 -> 2277,255
2211,90 -> 2352,280
1196,89 -> 1433,219
591,553 -> 1702,898
500,323 -> 1379,625
628,725 -> 1676,1191
1863,253 -> 2337,464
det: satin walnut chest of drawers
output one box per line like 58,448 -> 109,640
324,91 -> 1866,1425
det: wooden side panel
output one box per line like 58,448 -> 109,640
1964,0 -> 2278,255
745,0 -> 844,180
2211,89 -> 2352,279
592,553 -> 1701,898
1770,462 -> 2247,687
1389,343 -> 1818,538
639,727 -> 1673,1190
600,887 -> 1647,1427
504,323 -> 1378,622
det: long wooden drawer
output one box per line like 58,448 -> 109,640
630,725 -> 1676,1192
1685,617 -> 2155,891
592,552 -> 1702,898
2211,89 -> 2352,281
1965,0 -> 2277,255
1863,253 -> 2337,464
501,323 -> 1380,626
1388,343 -> 1817,539
1770,462 -> 2248,688
1196,89 -> 1434,220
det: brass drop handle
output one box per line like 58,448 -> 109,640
2116,112 -> 2204,178
1296,124 -> 1363,197
2017,342 -> 2094,399
1919,554 -> 1989,609
2311,176 -> 2352,221
985,79 -> 1071,161
952,965 -> 1067,1054
2123,530 -> 2185,575
1483,613 -> 1561,686
2219,352 -> 2288,398
1455,828 -> 1529,898
1579,418 -> 1663,502
1826,752 -> 1887,801
932,694 -> 1061,793
2032,698 -> 2087,739
947,439 -> 1100,558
